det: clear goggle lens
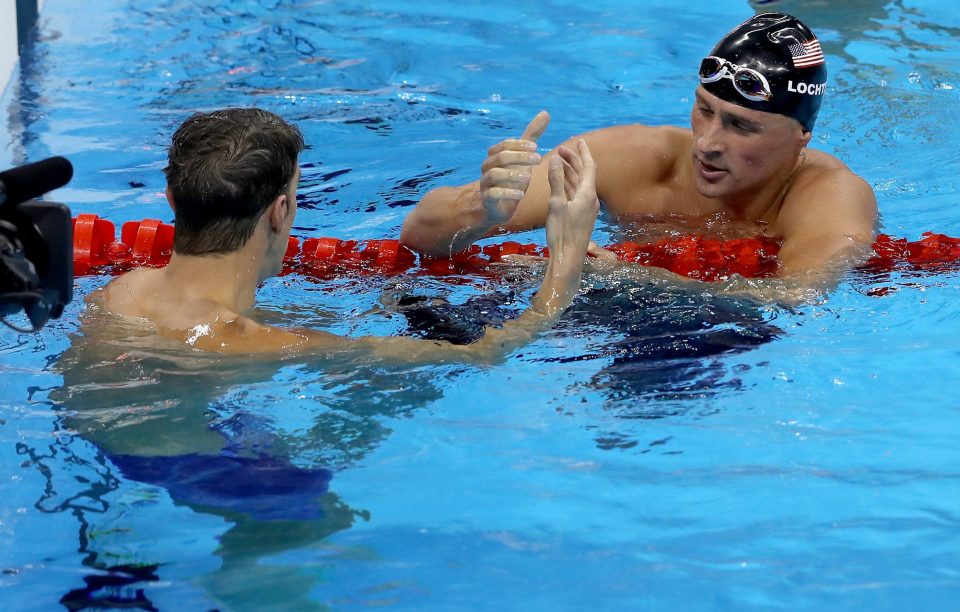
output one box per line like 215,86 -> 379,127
698,56 -> 772,102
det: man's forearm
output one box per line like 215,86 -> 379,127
400,185 -> 494,256
529,258 -> 584,318
402,114 -> 550,255
588,258 -> 833,306
358,265 -> 582,365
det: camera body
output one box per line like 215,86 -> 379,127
0,157 -> 75,331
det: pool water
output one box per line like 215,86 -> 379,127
2,0 -> 960,609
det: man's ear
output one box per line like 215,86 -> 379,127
165,187 -> 176,212
268,194 -> 289,233
799,130 -> 813,149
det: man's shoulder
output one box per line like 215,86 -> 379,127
794,149 -> 875,201
95,268 -> 155,316
802,148 -> 854,174
583,124 -> 690,182
186,317 -> 343,355
780,150 -> 878,238
96,268 -> 234,332
583,124 -> 689,153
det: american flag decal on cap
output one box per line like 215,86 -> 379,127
788,39 -> 824,68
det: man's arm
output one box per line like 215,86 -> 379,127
189,141 -> 600,362
723,168 -> 877,304
399,111 -> 552,256
400,113 -> 667,257
775,167 -> 878,277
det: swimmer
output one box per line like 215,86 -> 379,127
400,13 -> 879,302
91,107 -> 599,359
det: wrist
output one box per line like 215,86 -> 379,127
532,260 -> 582,317
457,188 -> 497,235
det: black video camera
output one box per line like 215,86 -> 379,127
0,156 -> 74,331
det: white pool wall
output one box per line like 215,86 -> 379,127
1,0 -> 45,96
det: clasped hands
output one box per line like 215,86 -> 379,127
478,111 -> 610,266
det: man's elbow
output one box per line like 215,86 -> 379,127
399,206 -> 442,256
399,221 -> 450,257
399,189 -> 459,256
398,214 -> 423,252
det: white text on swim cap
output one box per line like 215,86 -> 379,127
787,80 -> 826,96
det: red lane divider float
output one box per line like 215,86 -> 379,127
73,214 -> 176,275
71,214 -> 960,283
607,235 -> 781,281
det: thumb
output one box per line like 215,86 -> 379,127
520,110 -> 550,143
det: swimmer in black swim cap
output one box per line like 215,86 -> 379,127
699,13 -> 827,132
403,12 -> 878,302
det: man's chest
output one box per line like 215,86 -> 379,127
601,194 -> 778,242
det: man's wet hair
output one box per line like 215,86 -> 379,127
164,108 -> 304,255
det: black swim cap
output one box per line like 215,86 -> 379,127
699,13 -> 827,131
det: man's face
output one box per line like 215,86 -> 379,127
689,86 -> 809,201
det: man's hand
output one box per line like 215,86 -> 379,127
495,140 -> 602,270
545,139 -> 600,266
478,111 -> 550,226
532,139 -> 600,317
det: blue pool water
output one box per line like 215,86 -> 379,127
2,0 -> 960,609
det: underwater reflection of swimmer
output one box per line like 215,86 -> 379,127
48,314 -> 442,610
58,560 -> 161,611
560,287 -> 782,412
396,290 -> 518,345
397,284 -> 782,414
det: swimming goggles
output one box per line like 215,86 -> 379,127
698,56 -> 772,102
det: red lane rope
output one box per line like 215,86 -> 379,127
70,214 -> 960,283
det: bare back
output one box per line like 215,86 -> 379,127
91,269 -> 299,353
95,268 -> 234,330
